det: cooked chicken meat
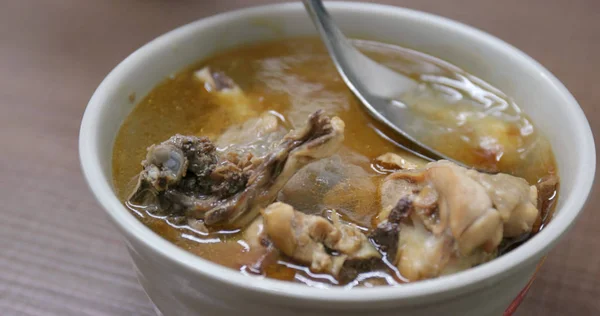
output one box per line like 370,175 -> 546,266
127,135 -> 221,204
262,202 -> 381,280
128,110 -> 345,229
371,160 -> 539,281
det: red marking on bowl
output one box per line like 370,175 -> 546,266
503,257 -> 546,315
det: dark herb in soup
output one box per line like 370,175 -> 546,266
112,38 -> 558,287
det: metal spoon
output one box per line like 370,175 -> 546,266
303,0 -> 471,168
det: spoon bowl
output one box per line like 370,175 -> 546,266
304,0 -> 480,169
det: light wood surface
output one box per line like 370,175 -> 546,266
1,1 -> 598,315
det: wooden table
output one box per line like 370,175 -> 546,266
1,1 -> 598,315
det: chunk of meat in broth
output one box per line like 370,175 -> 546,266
127,135 -> 221,207
127,110 -> 345,230
371,160 -> 540,281
261,202 -> 381,281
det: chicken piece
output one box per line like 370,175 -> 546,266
466,168 -> 538,237
370,197 -> 412,260
371,160 -> 539,281
128,110 -> 345,229
395,219 -> 453,280
203,110 -> 345,228
127,135 -> 218,206
127,135 -> 254,221
372,194 -> 495,280
375,169 -> 425,227
426,162 -> 504,254
261,202 -> 381,279
194,66 -> 255,120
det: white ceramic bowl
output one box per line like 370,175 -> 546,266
79,2 -> 595,316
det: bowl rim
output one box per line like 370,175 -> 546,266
79,1 -> 596,304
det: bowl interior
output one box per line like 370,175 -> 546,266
80,2 -> 595,303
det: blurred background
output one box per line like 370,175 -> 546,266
1,0 -> 598,315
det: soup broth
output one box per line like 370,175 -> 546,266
113,38 -> 557,287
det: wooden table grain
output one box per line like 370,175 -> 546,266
1,1 -> 598,315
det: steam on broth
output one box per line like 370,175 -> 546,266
112,38 -> 558,287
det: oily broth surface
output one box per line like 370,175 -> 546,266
112,38 -> 557,287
